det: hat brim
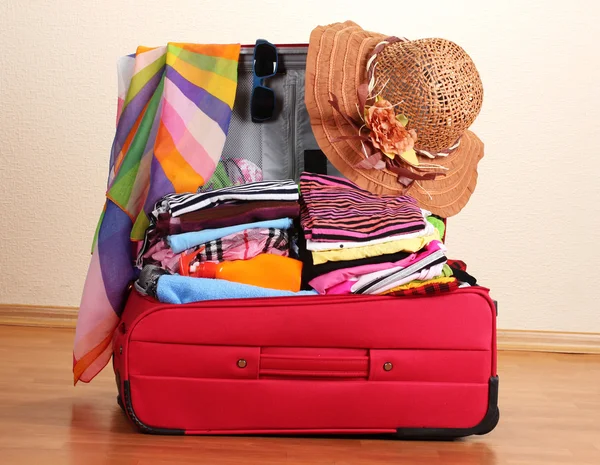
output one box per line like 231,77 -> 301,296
305,21 -> 484,218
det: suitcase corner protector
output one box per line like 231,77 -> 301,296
474,375 -> 500,436
395,375 -> 500,440
122,380 -> 185,435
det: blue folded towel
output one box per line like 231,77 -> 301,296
156,275 -> 318,304
166,217 -> 294,253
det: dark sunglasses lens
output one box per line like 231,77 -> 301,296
254,43 -> 277,77
251,86 -> 275,121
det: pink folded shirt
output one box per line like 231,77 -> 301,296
141,227 -> 289,273
362,262 -> 445,295
309,240 -> 445,294
324,262 -> 445,295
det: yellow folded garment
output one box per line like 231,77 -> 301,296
311,231 -> 440,265
380,276 -> 456,295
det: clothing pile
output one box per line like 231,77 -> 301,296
135,179 -> 317,304
135,170 -> 477,303
199,157 -> 264,192
298,172 -> 472,296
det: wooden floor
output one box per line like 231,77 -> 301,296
0,326 -> 598,465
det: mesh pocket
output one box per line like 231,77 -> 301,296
220,70 -> 264,171
207,52 -> 322,191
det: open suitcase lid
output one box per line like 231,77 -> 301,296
230,42 -> 450,238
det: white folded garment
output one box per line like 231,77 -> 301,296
305,221 -> 435,251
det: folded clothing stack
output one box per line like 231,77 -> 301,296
138,180 -> 300,271
299,172 -> 467,296
135,179 -> 315,303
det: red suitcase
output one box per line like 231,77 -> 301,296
111,43 -> 499,439
113,286 -> 498,438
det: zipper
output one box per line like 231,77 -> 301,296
288,75 -> 298,180
132,285 -> 492,314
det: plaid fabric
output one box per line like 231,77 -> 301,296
197,228 -> 288,262
139,228 -> 291,273
447,259 -> 467,272
180,228 -> 290,273
386,278 -> 459,297
447,259 -> 478,286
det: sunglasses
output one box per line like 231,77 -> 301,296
251,39 -> 278,123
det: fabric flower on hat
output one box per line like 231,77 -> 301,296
365,98 -> 418,159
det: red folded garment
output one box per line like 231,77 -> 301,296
156,201 -> 300,235
386,279 -> 459,297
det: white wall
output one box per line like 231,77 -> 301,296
1,0 -> 599,332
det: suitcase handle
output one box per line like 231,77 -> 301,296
259,350 -> 369,380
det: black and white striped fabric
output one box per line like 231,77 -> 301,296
353,250 -> 447,295
152,180 -> 299,218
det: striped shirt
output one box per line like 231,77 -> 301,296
152,180 -> 299,219
300,172 -> 426,243
352,250 -> 447,294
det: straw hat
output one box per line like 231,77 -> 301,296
305,21 -> 484,217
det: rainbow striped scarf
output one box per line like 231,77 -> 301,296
73,43 -> 241,384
